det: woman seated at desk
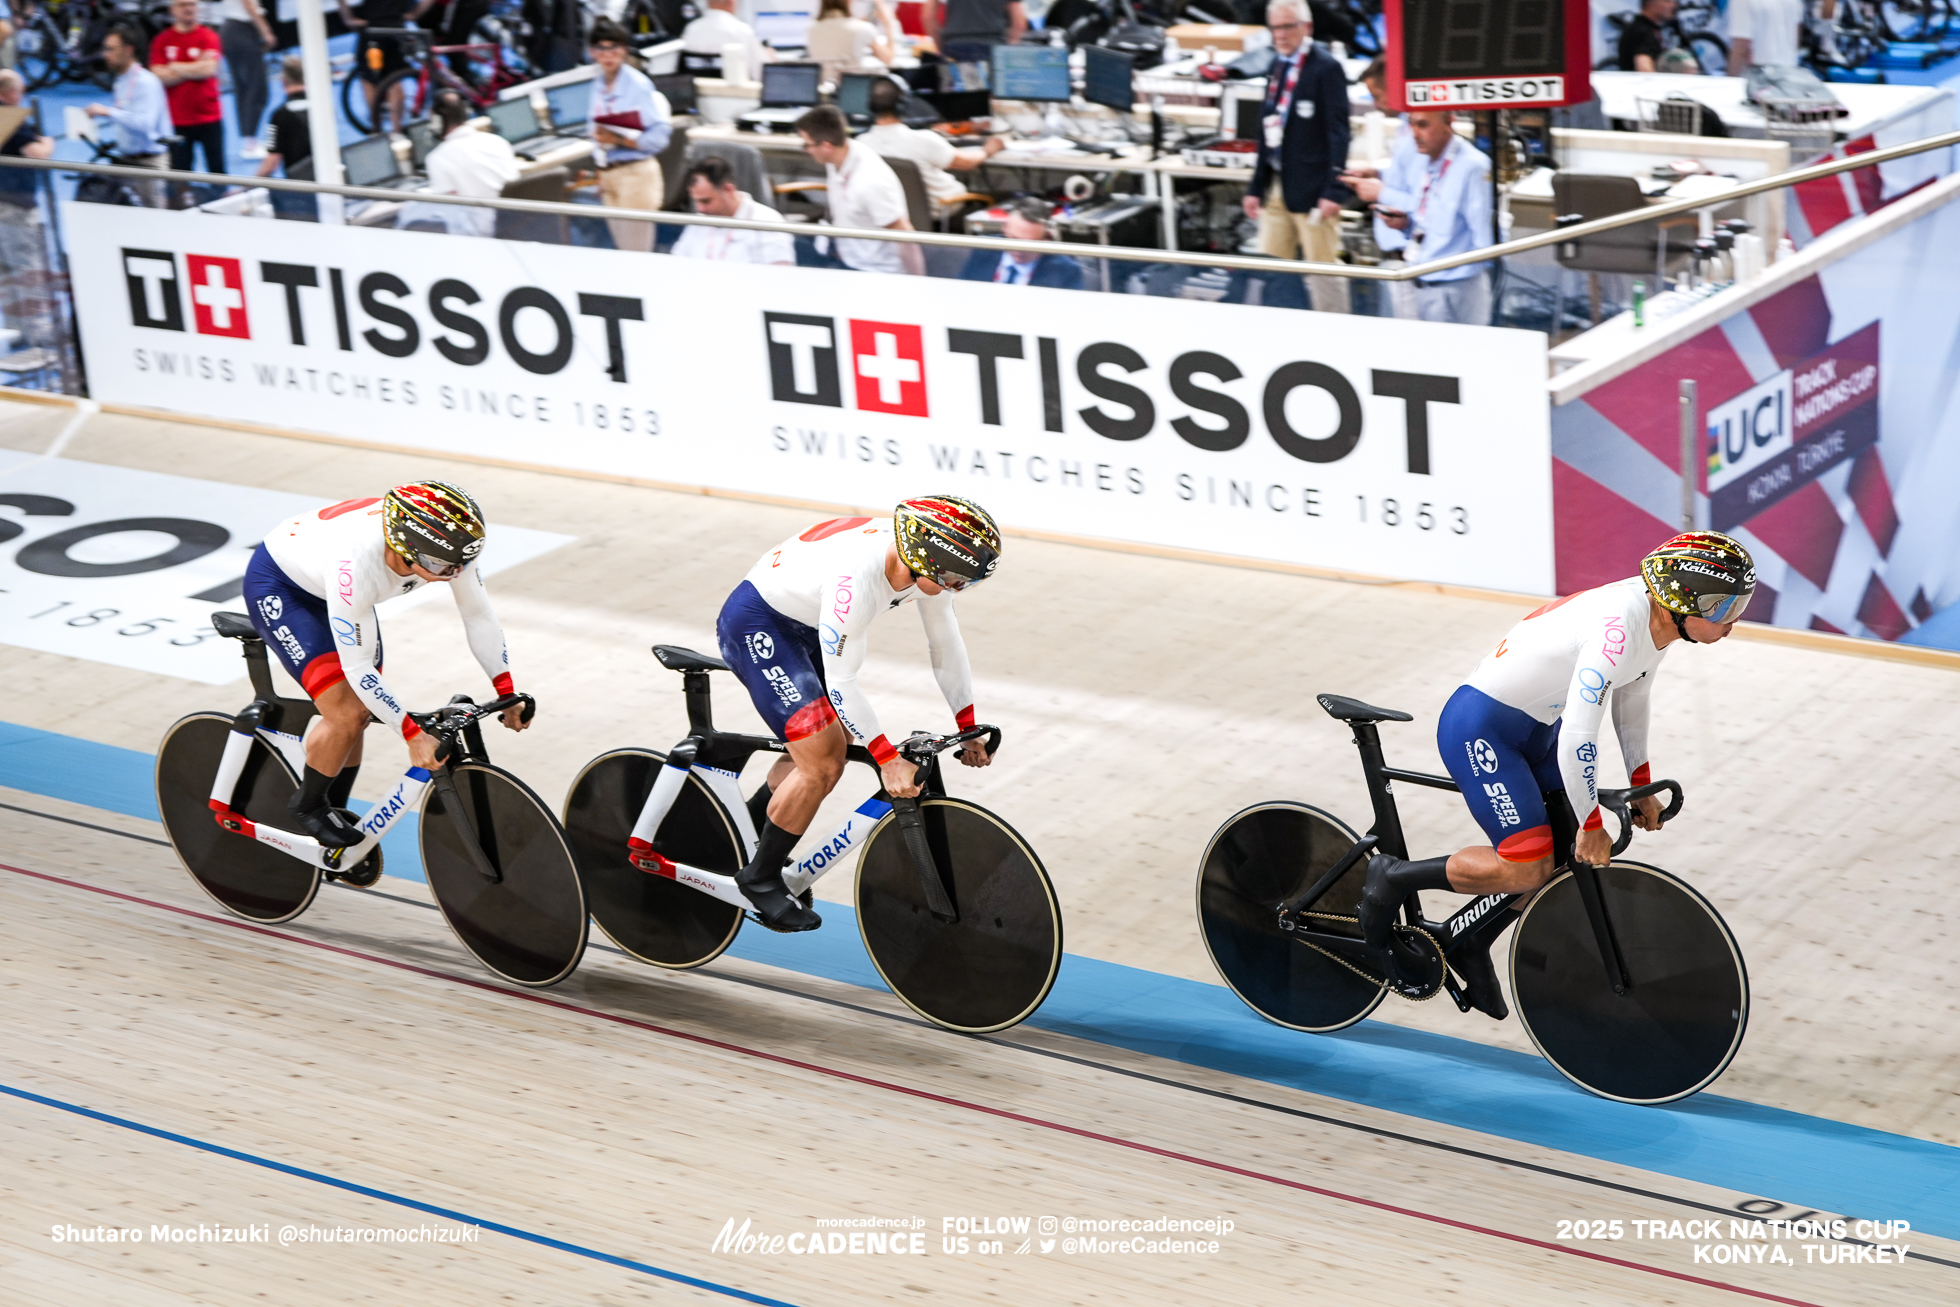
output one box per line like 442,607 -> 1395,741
808,0 -> 894,84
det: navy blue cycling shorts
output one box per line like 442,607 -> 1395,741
241,545 -> 382,697
1436,684 -> 1563,864
715,580 -> 837,742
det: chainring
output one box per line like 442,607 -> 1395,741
1289,911 -> 1448,1001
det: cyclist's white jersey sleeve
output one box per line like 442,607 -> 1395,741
263,498 -> 512,741
744,516 -> 977,762
1464,577 -> 1665,828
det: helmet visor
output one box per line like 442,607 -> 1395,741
415,551 -> 467,579
1696,588 -> 1750,623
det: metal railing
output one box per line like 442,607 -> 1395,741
4,126 -> 1960,280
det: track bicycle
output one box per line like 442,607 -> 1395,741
1197,693 -> 1749,1104
155,611 -> 587,988
562,645 -> 1063,1034
341,26 -> 530,136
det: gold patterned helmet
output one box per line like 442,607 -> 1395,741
1641,531 -> 1756,624
382,481 -> 486,576
893,495 -> 1001,591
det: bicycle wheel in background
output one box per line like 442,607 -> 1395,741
1684,31 -> 1730,76
1197,801 -> 1384,1033
561,748 -> 746,969
342,67 -> 427,137
1880,0 -> 1950,42
14,14 -> 67,91
421,761 -> 587,987
1511,860 -> 1748,1104
155,712 -> 325,924
855,798 -> 1061,1034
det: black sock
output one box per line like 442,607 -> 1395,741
1384,855 -> 1454,894
327,764 -> 359,810
741,819 -> 800,883
297,765 -> 336,811
746,782 -> 773,835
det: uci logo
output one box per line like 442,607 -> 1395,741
1472,739 -> 1499,774
256,594 -> 283,623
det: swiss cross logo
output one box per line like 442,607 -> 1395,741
185,255 -> 251,339
848,320 -> 927,417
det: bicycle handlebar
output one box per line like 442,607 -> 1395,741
897,724 -> 1001,765
1596,779 -> 1685,858
413,693 -> 536,755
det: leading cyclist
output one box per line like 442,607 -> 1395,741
242,481 -> 528,849
711,496 -> 1000,933
1358,531 -> 1757,1016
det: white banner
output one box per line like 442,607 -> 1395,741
63,204 -> 1553,593
0,452 -> 572,683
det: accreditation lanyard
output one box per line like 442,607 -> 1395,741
1413,148 -> 1454,241
1261,53 -> 1305,151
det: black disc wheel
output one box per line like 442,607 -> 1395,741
156,712 -> 322,924
1512,860 -> 1748,1104
421,762 -> 587,987
562,749 -> 746,969
1197,802 -> 1384,1033
855,798 -> 1060,1034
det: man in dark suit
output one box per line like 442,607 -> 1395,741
958,198 -> 1085,290
1243,0 -> 1353,313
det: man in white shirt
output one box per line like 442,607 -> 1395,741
794,104 -> 923,275
398,90 -> 520,238
682,0 -> 770,78
860,76 -> 1002,206
1728,0 -> 1815,70
670,155 -> 795,264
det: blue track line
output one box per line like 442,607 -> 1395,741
0,1081 -> 798,1306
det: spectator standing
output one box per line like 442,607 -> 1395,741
152,0 -> 225,204
1728,0 -> 1821,70
398,89 -> 520,236
861,76 -> 1000,208
587,18 -> 673,252
793,104 -> 922,275
807,0 -> 891,83
922,0 -> 1026,63
256,56 -> 318,220
1346,109 -> 1493,325
86,26 -> 172,207
957,197 -> 1083,288
682,0 -> 769,78
1,67 -> 55,277
670,155 -> 795,264
1617,0 -> 1676,72
1350,56 -> 1416,318
218,0 -> 278,158
1243,0 -> 1353,314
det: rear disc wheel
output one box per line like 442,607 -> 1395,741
156,712 -> 321,923
1197,801 -> 1384,1032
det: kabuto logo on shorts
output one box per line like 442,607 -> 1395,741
256,594 -> 283,624
745,632 -> 775,662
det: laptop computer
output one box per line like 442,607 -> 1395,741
738,62 -> 822,133
404,118 -> 441,173
340,133 -> 425,192
653,74 -> 698,118
545,81 -> 591,131
485,95 -> 588,162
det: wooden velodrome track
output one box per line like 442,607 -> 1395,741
3,396 -> 1957,1305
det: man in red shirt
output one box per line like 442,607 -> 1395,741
151,0 -> 225,205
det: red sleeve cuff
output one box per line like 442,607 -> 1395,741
401,717 -> 423,742
1630,763 -> 1651,787
955,705 -> 975,732
492,672 -> 514,697
1582,806 -> 1603,831
868,735 -> 899,765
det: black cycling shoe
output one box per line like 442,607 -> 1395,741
736,865 -> 822,933
1451,943 -> 1510,1021
326,810 -> 385,888
1357,856 -> 1406,951
287,794 -> 366,849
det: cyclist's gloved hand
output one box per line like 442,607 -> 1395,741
1574,824 -> 1612,867
408,729 -> 442,774
957,737 -> 991,768
1631,793 -> 1665,831
499,700 -> 530,733
880,754 -> 923,799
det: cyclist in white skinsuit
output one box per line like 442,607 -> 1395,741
1356,531 -> 1758,1016
715,496 -> 1000,931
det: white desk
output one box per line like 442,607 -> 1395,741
1588,71 -> 1954,144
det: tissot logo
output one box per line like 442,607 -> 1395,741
765,313 -> 930,415
849,320 -> 928,417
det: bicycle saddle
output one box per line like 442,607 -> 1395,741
1316,694 -> 1414,724
212,611 -> 259,641
652,644 -> 730,673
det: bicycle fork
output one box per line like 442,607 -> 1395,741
208,703 -> 427,871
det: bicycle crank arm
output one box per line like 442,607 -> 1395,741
624,842 -> 754,910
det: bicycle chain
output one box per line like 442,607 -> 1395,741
1289,911 -> 1447,1002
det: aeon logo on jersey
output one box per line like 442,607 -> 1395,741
123,249 -> 252,340
763,313 -> 929,418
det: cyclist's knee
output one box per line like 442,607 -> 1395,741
314,681 -> 368,730
1504,856 -> 1556,892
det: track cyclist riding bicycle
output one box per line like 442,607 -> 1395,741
1358,531 -> 1757,1015
712,495 -> 1000,933
241,481 -> 529,850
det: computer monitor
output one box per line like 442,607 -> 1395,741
342,134 -> 402,187
835,72 -> 881,121
938,60 -> 990,95
1219,81 -> 1265,140
990,44 -> 1070,103
760,62 -> 822,108
485,95 -> 541,142
546,81 -> 591,129
932,90 -> 991,123
1082,46 -> 1134,114
653,73 -> 698,117
404,118 -> 440,170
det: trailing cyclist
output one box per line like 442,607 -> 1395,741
714,496 -> 999,932
1358,531 -> 1757,1017
241,481 -> 529,849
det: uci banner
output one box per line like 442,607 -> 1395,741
63,203 -> 1554,593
